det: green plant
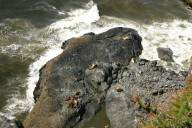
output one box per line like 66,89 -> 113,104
143,76 -> 192,128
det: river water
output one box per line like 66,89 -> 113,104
0,0 -> 192,127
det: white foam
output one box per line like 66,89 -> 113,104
91,16 -> 192,70
0,112 -> 15,120
4,97 -> 29,115
26,48 -> 63,108
50,1 -> 99,29
140,20 -> 192,65
0,44 -> 22,54
25,0 -> 100,110
47,0 -> 100,42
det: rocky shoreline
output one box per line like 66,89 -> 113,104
24,27 -> 188,128
0,27 -> 189,128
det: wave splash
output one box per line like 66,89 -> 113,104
25,0 -> 100,111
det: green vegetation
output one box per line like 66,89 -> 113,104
143,76 -> 192,128
131,92 -> 158,115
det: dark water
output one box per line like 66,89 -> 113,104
0,54 -> 30,110
0,0 -> 191,127
0,18 -> 46,114
95,0 -> 191,23
0,0 -> 91,27
0,0 -> 190,26
81,107 -> 111,128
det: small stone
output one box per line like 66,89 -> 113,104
188,112 -> 192,117
138,59 -> 149,66
84,32 -> 95,36
89,64 -> 97,70
159,89 -> 164,95
171,84 -> 175,87
150,61 -> 157,67
179,71 -> 188,77
107,77 -> 113,85
152,89 -> 164,96
152,90 -> 158,96
112,63 -> 120,72
123,36 -> 129,40
115,86 -> 124,92
75,91 -> 81,96
113,80 -> 117,83
179,35 -> 183,39
100,83 -> 109,91
122,71 -> 128,77
112,73 -> 118,80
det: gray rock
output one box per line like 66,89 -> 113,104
24,27 -> 143,128
106,85 -> 136,128
100,82 -> 109,91
104,59 -> 186,128
189,56 -> 192,76
157,47 -> 174,62
85,68 -> 106,85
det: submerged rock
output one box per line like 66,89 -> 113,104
157,47 -> 174,62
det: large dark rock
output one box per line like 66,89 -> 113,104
24,27 -> 143,128
24,27 -> 187,128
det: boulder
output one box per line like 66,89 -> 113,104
24,27 -> 187,128
157,47 -> 174,62
24,27 -> 143,128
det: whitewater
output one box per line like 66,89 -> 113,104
2,0 -> 192,119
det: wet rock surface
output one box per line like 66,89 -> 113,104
157,47 -> 174,62
24,27 -> 187,128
